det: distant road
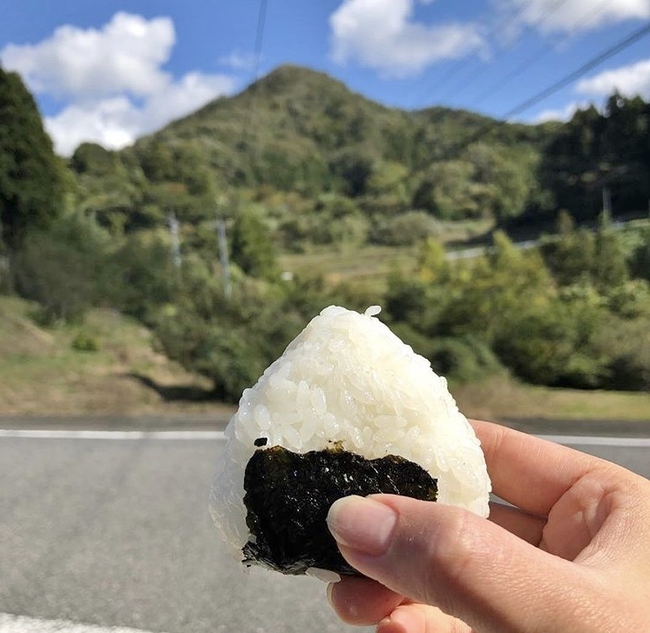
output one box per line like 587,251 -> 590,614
445,217 -> 645,261
445,240 -> 534,261
0,421 -> 648,633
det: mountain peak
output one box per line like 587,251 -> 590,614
243,64 -> 351,99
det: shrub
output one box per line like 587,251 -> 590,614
493,302 -> 607,389
108,231 -> 179,325
592,315 -> 650,391
71,331 -> 99,352
389,324 -> 504,384
630,227 -> 650,281
230,210 -> 279,279
13,213 -> 111,324
428,336 -> 504,384
384,274 -> 443,334
153,275 -> 307,402
371,211 -> 439,246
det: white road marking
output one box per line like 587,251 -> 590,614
0,429 -> 225,441
0,429 -> 648,446
0,613 -> 167,633
537,434 -> 650,447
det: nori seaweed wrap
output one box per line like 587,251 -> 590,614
243,445 -> 438,575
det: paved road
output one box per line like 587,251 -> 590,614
445,217 -> 644,261
0,429 -> 648,633
0,435 -> 361,633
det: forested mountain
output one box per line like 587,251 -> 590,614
71,65 -> 564,240
2,63 -> 650,401
68,65 -> 648,248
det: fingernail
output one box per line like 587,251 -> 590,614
327,495 -> 397,556
326,582 -> 334,608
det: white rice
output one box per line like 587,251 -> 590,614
210,305 -> 491,555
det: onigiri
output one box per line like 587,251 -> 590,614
210,305 -> 491,576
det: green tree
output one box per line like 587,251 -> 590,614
466,142 -> 537,222
539,95 -> 650,221
373,211 -> 438,246
13,212 -> 111,323
592,218 -> 629,292
0,66 -> 67,252
592,313 -> 650,391
108,231 -> 180,325
384,274 -> 434,327
139,140 -> 176,183
329,147 -> 375,197
540,224 -> 596,286
417,236 -> 448,282
230,210 -> 278,279
365,160 -> 410,205
441,232 -> 555,344
71,143 -> 121,175
413,160 -> 484,219
153,272 -> 309,402
310,194 -> 369,246
630,227 -> 650,281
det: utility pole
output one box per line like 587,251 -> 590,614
216,216 -> 232,299
168,211 -> 182,269
602,186 -> 612,223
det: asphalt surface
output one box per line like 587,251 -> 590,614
1,413 -> 649,437
0,436 -> 351,633
0,420 -> 648,633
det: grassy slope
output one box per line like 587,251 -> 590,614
453,377 -> 650,423
0,296 -> 228,417
278,219 -> 494,295
279,218 -> 650,293
1,295 -> 649,421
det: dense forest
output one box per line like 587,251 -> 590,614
1,63 -> 649,401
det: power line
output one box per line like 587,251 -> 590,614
438,20 -> 650,158
408,0 -> 544,107
240,0 -> 268,146
471,0 -> 611,108
502,21 -> 650,120
433,0 -> 569,105
225,0 -> 268,297
251,0 -> 268,82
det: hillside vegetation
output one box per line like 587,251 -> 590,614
1,63 -> 649,412
72,65 -> 561,244
0,296 -> 219,415
2,294 -> 649,422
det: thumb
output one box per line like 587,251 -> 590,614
327,495 -> 586,633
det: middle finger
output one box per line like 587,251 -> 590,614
328,576 -> 405,625
488,502 -> 546,546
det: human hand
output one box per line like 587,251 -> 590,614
326,419 -> 650,632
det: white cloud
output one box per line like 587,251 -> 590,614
530,58 -> 650,125
576,58 -> 650,99
496,0 -> 650,34
143,72 -> 236,126
0,13 -> 238,155
45,72 -> 236,156
329,0 -> 484,77
1,13 -> 175,99
218,50 -> 257,71
44,98 -> 139,155
532,101 -> 586,123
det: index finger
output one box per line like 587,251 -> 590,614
470,419 -> 604,516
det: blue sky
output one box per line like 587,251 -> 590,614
1,0 -> 649,155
